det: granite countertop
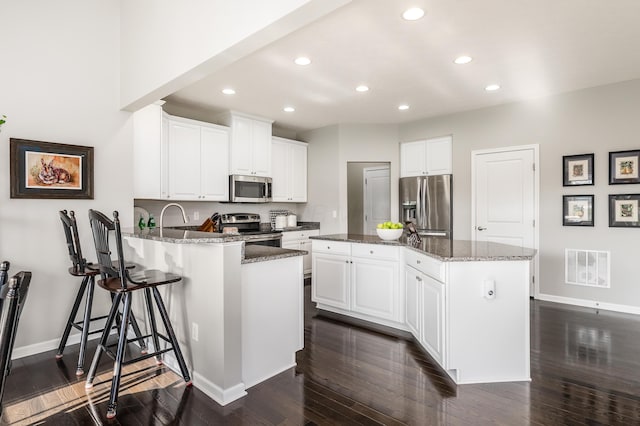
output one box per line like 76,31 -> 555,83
278,221 -> 320,232
310,233 -> 536,262
242,245 -> 307,264
123,227 -> 255,244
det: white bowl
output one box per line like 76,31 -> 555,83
376,228 -> 403,241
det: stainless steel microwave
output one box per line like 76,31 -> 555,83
229,175 -> 272,203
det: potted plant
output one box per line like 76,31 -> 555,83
0,115 -> 6,130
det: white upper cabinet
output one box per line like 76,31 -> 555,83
218,112 -> 273,177
167,116 -> 229,201
133,102 -> 169,199
271,137 -> 308,202
400,136 -> 452,177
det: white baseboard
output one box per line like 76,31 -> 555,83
12,327 -> 123,361
537,293 -> 640,315
192,371 -> 247,406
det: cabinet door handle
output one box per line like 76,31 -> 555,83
370,250 -> 374,254
417,277 -> 422,282
477,226 -> 487,231
416,260 -> 421,264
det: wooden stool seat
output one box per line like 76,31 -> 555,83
98,270 -> 181,293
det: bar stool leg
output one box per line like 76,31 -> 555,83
106,292 -> 132,419
85,293 -> 121,389
152,288 -> 192,384
144,288 -> 162,365
128,307 -> 148,354
75,275 -> 96,375
56,275 -> 90,359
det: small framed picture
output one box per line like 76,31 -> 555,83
563,154 -> 594,186
609,150 -> 640,184
609,194 -> 640,227
563,195 -> 594,226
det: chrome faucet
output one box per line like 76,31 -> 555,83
159,203 -> 188,232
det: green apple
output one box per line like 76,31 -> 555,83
376,223 -> 383,229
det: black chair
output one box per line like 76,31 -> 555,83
57,210 -> 148,376
86,209 -> 191,419
0,269 -> 31,417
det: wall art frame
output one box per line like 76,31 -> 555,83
609,150 -> 640,184
563,153 -> 594,186
563,194 -> 594,226
608,193 -> 640,227
10,138 -> 94,199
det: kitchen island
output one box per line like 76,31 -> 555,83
120,228 -> 306,405
310,234 -> 536,385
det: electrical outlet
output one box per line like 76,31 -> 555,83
193,211 -> 200,221
191,322 -> 199,341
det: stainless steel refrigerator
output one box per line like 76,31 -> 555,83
399,175 -> 452,238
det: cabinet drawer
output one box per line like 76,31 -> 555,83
282,229 -> 320,243
312,240 -> 351,255
352,243 -> 399,261
404,249 -> 444,282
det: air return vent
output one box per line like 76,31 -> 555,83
565,249 -> 610,288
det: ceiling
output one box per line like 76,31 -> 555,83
166,0 -> 640,133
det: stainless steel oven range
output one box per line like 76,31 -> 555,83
219,213 -> 282,247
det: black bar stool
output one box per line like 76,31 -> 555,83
56,210 -> 148,376
85,209 -> 191,419
0,267 -> 31,417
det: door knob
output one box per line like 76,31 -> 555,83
477,226 -> 487,231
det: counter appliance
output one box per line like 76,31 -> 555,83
219,213 -> 282,247
229,175 -> 272,203
399,174 -> 452,238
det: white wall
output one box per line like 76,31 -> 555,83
400,79 -> 640,310
0,1 -> 133,351
120,0 -> 351,111
299,123 -> 399,234
299,125 -> 342,233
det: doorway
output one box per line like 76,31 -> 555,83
347,162 -> 391,235
471,145 -> 539,297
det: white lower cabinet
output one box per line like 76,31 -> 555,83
282,230 -> 319,275
313,238 -> 531,385
352,256 -> 398,321
421,274 -> 445,365
312,241 -> 401,325
312,252 -> 350,310
404,264 -> 446,366
404,266 -> 421,338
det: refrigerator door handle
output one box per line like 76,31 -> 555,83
416,178 -> 422,227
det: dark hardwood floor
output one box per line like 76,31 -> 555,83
3,285 -> 640,425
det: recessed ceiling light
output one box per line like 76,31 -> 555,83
454,56 -> 472,65
485,84 -> 501,91
221,88 -> 236,95
402,7 -> 425,21
283,106 -> 295,112
356,85 -> 369,92
294,57 -> 311,66
398,104 -> 410,111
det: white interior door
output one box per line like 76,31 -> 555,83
364,166 -> 390,234
472,146 -> 539,295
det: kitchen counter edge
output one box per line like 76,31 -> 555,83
309,234 -> 536,262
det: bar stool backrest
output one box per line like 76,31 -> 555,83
88,209 -> 127,290
59,210 -> 87,272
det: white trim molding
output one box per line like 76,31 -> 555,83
537,293 -> 640,316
